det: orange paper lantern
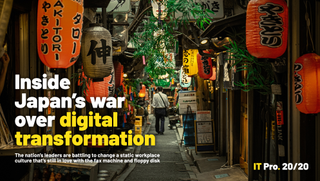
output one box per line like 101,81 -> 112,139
209,66 -> 216,81
246,0 -> 288,58
294,53 -> 320,114
37,0 -> 83,69
139,85 -> 146,98
114,61 -> 124,89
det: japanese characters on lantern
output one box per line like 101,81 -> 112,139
294,53 -> 320,114
246,0 -> 288,59
197,52 -> 213,79
81,24 -> 113,79
37,0 -> 83,69
183,49 -> 198,76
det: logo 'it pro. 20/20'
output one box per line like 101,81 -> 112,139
258,3 -> 284,48
294,63 -> 303,104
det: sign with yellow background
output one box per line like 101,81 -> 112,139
183,49 -> 198,76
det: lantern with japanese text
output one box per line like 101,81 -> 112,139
139,85 -> 146,98
197,52 -> 213,79
294,53 -> 320,114
180,66 -> 191,88
246,0 -> 288,58
37,0 -> 83,69
183,49 -> 198,76
83,67 -> 115,103
81,24 -> 113,80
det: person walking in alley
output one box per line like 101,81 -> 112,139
152,86 -> 169,135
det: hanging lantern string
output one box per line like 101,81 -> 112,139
304,0 -> 315,52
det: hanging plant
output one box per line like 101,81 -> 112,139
130,0 -> 215,83
225,28 -> 275,94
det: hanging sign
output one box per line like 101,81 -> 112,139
180,66 -> 191,88
37,0 -> 83,69
183,49 -> 198,76
294,53 -> 320,114
246,0 -> 288,58
175,0 -> 224,19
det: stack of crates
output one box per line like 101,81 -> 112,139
183,114 -> 196,146
135,116 -> 142,134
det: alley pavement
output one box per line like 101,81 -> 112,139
125,114 -> 189,181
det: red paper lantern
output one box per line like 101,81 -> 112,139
197,52 -> 213,79
114,61 -> 124,89
246,0 -> 288,59
294,53 -> 320,114
37,0 -> 83,69
82,67 -> 115,103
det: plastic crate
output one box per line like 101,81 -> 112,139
135,116 -> 143,126
135,125 -> 142,134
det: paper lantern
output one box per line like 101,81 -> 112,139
151,0 -> 167,20
197,52 -> 213,79
114,61 -> 124,89
81,23 -> 113,79
180,66 -> 191,88
210,66 -> 216,81
294,53 -> 320,114
83,66 -> 115,103
139,85 -> 146,98
183,49 -> 198,76
37,0 -> 83,69
246,0 -> 288,58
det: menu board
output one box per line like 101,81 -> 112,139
196,111 -> 211,121
197,133 -> 213,144
195,121 -> 213,144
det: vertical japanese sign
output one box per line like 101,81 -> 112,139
37,0 -> 84,69
180,66 -> 191,88
183,49 -> 198,76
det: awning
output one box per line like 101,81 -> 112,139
200,12 -> 246,38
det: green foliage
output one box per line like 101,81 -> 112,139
123,78 -> 152,96
225,29 -> 274,94
130,0 -> 214,86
